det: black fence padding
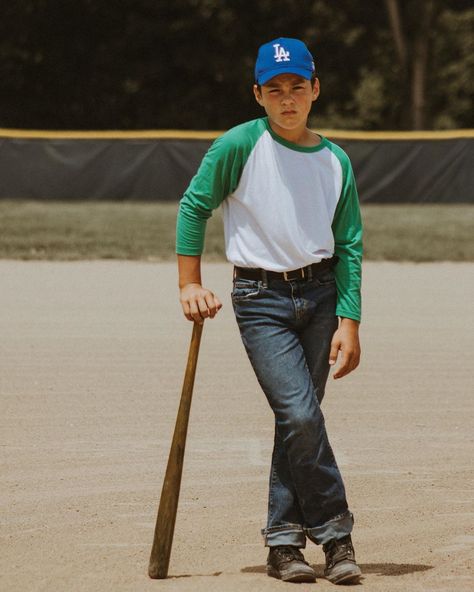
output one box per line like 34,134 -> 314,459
336,138 -> 472,203
0,134 -> 472,202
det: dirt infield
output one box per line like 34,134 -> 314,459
1,261 -> 473,592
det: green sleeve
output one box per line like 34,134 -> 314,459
330,145 -> 363,322
176,120 -> 263,255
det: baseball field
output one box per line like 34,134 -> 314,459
1,252 -> 473,591
1,201 -> 473,261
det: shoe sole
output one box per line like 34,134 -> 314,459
267,565 -> 316,583
326,564 -> 362,585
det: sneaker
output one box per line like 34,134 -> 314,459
267,545 -> 316,583
323,535 -> 362,584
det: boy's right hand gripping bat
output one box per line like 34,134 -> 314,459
148,321 -> 204,579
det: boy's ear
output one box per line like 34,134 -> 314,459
312,78 -> 320,101
253,84 -> 263,105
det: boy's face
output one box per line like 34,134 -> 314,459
253,73 -> 320,135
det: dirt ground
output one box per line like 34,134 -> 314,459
1,261 -> 473,592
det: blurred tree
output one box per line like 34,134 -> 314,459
384,0 -> 435,129
0,0 -> 471,130
431,6 -> 474,128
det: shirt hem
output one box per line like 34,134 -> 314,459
176,248 -> 203,256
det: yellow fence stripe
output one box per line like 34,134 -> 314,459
0,127 -> 473,140
0,129 -> 221,140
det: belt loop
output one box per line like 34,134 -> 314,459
261,268 -> 268,288
307,264 -> 313,281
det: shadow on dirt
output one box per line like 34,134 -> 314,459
167,571 -> 223,579
241,563 -> 433,577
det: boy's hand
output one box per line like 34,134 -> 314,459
329,318 -> 361,379
179,283 -> 222,324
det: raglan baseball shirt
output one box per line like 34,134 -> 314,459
176,117 -> 363,322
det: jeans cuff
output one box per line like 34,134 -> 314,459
261,523 -> 306,548
304,510 -> 354,545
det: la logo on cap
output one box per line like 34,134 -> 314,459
273,43 -> 290,63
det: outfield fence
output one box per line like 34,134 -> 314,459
0,128 -> 472,203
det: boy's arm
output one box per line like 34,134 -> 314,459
330,151 -> 363,379
176,130 -> 250,322
178,254 -> 222,324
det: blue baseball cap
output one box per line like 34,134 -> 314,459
255,37 -> 315,85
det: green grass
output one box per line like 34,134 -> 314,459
361,204 -> 474,261
0,200 -> 472,261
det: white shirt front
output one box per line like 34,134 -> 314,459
222,131 -> 343,271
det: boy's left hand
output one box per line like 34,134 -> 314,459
329,318 -> 361,379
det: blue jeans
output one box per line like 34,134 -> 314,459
231,267 -> 354,548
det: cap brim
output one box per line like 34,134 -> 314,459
257,66 -> 313,85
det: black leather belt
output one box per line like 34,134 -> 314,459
234,256 -> 338,282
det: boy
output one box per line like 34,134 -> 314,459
176,38 -> 363,585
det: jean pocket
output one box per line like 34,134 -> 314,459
314,270 -> 336,286
231,279 -> 262,302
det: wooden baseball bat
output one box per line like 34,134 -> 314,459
148,321 -> 204,579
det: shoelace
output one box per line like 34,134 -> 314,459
324,538 -> 355,567
275,546 -> 307,564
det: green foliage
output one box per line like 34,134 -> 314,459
352,71 -> 386,128
431,8 -> 474,129
0,1 -> 471,130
